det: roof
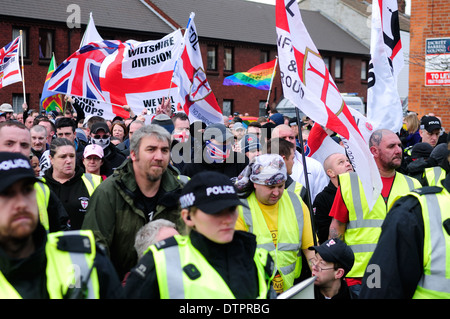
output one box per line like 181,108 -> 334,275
1,0 -> 369,55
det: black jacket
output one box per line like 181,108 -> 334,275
312,181 -> 337,245
124,230 -> 274,299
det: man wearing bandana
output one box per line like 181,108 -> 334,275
182,123 -> 249,179
89,122 -> 126,177
234,154 -> 316,295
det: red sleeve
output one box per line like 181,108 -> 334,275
328,186 -> 349,223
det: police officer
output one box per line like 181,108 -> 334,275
0,152 -> 124,298
124,171 -> 275,299
360,172 -> 450,298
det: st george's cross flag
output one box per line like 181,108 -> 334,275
0,36 -> 22,89
172,12 -> 223,125
275,0 -> 382,209
366,0 -> 404,133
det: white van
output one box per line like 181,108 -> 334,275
341,94 -> 365,115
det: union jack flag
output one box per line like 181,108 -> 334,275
48,40 -> 123,101
0,36 -> 22,89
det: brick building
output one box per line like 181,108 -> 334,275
408,0 -> 450,129
1,0 -> 371,119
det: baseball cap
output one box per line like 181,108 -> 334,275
179,171 -> 247,215
0,103 -> 13,113
269,113 -> 284,126
308,238 -> 355,275
0,152 -> 40,194
83,144 -> 104,159
203,123 -> 234,143
91,122 -> 110,134
240,133 -> 261,153
420,115 -> 441,133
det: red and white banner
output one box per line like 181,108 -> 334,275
172,13 -> 223,126
366,0 -> 404,133
0,36 -> 22,89
306,123 -> 346,165
276,0 -> 381,208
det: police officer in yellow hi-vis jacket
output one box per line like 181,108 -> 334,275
124,171 -> 276,299
233,153 -> 315,295
0,152 -> 124,299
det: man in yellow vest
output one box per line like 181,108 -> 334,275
234,153 -> 316,294
360,172 -> 450,298
328,129 -> 422,298
0,152 -> 124,298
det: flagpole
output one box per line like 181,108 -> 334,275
20,30 -> 26,105
295,106 -> 317,246
265,56 -> 278,105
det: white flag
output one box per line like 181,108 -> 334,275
80,12 -> 104,48
276,0 -> 381,209
366,0 -> 404,133
0,36 -> 22,89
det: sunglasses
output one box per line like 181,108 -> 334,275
93,134 -> 110,139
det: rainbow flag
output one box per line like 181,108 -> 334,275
40,54 -> 63,112
223,58 -> 277,90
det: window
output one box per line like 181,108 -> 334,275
12,94 -> 29,113
207,46 -> 217,71
39,29 -> 54,59
361,60 -> 369,80
323,57 -> 330,71
260,51 -> 270,64
259,101 -> 267,117
12,28 -> 28,59
334,58 -> 343,79
224,47 -> 233,72
223,100 -> 233,116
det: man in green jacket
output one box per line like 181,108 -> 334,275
82,124 -> 186,280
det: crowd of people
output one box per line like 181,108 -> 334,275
0,97 -> 449,300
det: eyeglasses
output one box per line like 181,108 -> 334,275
309,258 -> 335,272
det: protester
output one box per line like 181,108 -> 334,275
30,153 -> 41,177
30,124 -> 49,161
400,112 -> 421,148
82,124 -> 186,280
111,121 -> 128,144
360,172 -> 450,298
0,121 -> 69,233
239,133 -> 262,162
309,238 -> 354,299
234,153 -> 315,294
271,124 -> 328,203
0,103 -> 14,121
0,151 -> 124,298
116,119 -> 145,157
89,121 -> 127,176
312,153 -> 354,244
82,144 -> 107,180
182,122 -> 249,179
44,138 -> 102,230
55,116 -> 86,154
328,129 -> 422,298
125,171 -> 275,299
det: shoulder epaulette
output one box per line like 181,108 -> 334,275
154,236 -> 179,250
56,234 -> 92,254
411,186 -> 443,195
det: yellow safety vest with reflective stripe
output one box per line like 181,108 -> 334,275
424,166 -> 446,187
339,171 -> 421,278
80,173 -> 102,196
147,235 -> 272,299
0,230 -> 100,299
238,190 -> 304,291
35,180 -> 50,232
286,180 -> 307,202
409,186 -> 450,298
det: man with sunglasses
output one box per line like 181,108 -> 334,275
89,122 -> 126,177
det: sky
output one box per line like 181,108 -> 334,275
245,0 -> 411,15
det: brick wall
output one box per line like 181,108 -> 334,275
409,0 -> 450,130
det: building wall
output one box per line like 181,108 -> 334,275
409,0 -> 450,129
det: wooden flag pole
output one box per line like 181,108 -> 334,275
265,56 -> 278,105
20,30 -> 26,104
